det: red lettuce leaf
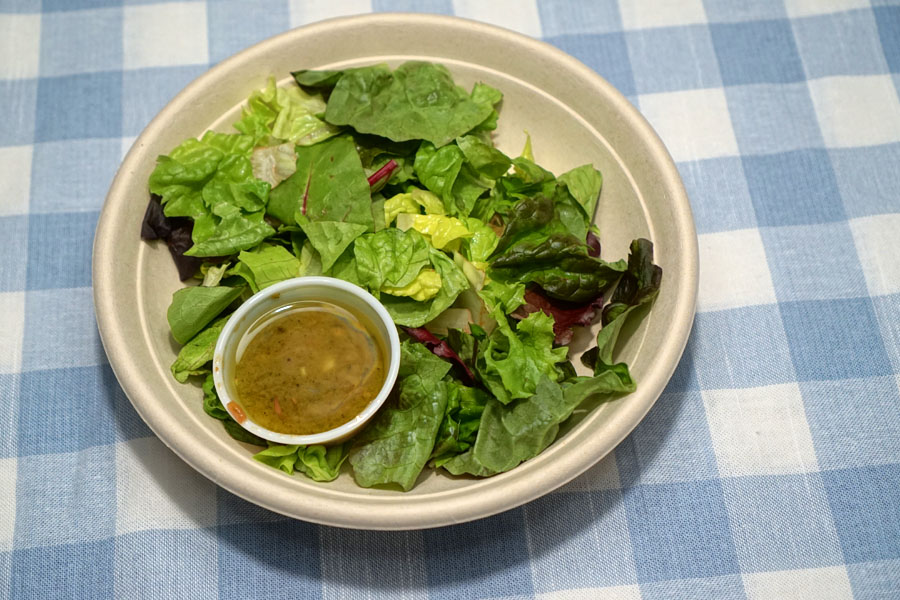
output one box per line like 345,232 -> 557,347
141,195 -> 203,281
511,287 -> 603,345
402,326 -> 476,385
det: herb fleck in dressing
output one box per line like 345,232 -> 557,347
234,301 -> 387,435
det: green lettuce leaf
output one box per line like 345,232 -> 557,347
167,285 -> 243,344
234,77 -> 338,147
253,444 -> 349,481
267,135 -> 373,229
297,216 -> 368,272
171,315 -> 228,383
456,134 -> 512,180
348,374 -> 449,490
414,141 -> 464,209
396,213 -> 472,251
443,371 -> 638,477
476,310 -> 568,404
430,383 -> 489,467
235,244 -> 300,292
559,164 -> 603,222
490,233 -> 627,303
398,338 -> 453,381
202,372 -> 229,420
353,228 -> 431,292
379,248 -> 469,327
321,62 -> 495,147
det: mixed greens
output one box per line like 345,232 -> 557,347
141,61 -> 662,491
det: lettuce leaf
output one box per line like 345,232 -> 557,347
319,62 -> 495,147
234,77 -> 338,147
167,284 -> 244,344
348,374 -> 450,490
354,227 -> 431,292
234,244 -> 300,292
382,268 -> 442,301
476,310 -> 568,404
397,213 -> 472,250
559,164 -> 603,222
379,248 -> 469,327
253,444 -> 349,481
430,382 -> 489,467
170,315 -> 228,383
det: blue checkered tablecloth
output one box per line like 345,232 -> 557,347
2,0 -> 899,598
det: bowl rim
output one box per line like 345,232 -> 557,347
212,276 -> 402,446
93,12 -> 698,529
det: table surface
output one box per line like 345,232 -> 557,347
2,1 -> 899,599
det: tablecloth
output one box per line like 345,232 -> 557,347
2,0 -> 899,598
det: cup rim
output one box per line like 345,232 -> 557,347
212,276 -> 402,446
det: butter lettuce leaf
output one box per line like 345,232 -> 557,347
320,62 -> 495,147
235,244 -> 301,292
379,248 -> 469,327
354,227 -> 431,292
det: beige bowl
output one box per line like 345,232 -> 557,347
93,13 -> 698,529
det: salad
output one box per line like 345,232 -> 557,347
141,61 -> 662,491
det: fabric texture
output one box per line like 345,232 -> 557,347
1,0 -> 898,598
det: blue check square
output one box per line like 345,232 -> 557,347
780,297 -> 893,382
122,65 -> 208,137
39,7 -> 123,76
801,376 -> 900,470
42,0 -> 121,10
13,445 -> 116,548
711,20 -> 806,85
703,0 -> 787,22
831,143 -> 900,218
847,559 -> 900,600
30,139 -> 121,214
526,490 -> 638,590
627,26 -> 721,95
373,0 -> 452,13
0,79 -> 37,146
722,474 -> 843,571
26,211 -> 98,291
35,71 -> 122,142
641,575 -> 748,600
545,33 -> 636,97
872,294 -> 900,373
875,7 -> 900,73
677,157 -> 757,233
22,287 -> 106,373
616,391 -> 719,487
537,0 -> 623,36
794,10 -> 890,78
823,464 -> 900,563
218,520 -> 323,599
424,509 -> 534,599
726,83 -> 823,156
10,540 -> 114,599
0,216 -> 28,292
115,530 -> 217,599
761,222 -> 869,302
692,305 -> 797,390
207,0 -> 291,64
743,149 -> 845,226
623,479 -> 740,582
18,366 -> 118,456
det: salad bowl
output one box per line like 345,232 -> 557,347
93,13 -> 697,529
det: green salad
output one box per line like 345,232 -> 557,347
141,61 -> 662,491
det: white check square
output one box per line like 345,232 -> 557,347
698,228 -> 777,312
639,88 -> 739,162
703,383 -> 819,477
784,0 -> 869,18
289,0 -> 373,27
115,437 -> 217,534
0,292 -> 25,374
0,14 -> 40,80
0,145 -> 31,217
123,3 -> 209,69
744,566 -> 854,600
808,75 -> 900,148
452,0 -> 543,38
619,0 -> 707,30
850,214 -> 900,297
0,457 -> 16,552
